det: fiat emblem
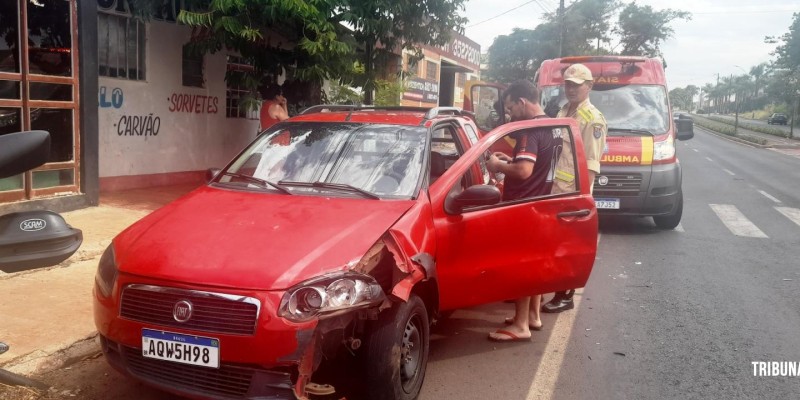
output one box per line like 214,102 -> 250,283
173,300 -> 193,323
598,176 -> 609,186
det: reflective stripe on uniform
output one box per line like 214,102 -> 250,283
577,109 -> 593,124
555,169 -> 575,182
640,136 -> 654,165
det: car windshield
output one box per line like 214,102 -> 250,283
541,85 -> 670,135
217,122 -> 427,199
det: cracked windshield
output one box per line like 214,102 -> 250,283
1,0 -> 799,400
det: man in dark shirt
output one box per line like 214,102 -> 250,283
486,80 -> 562,342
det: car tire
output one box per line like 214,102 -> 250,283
364,294 -> 430,400
653,190 -> 683,230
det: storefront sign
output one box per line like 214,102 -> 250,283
425,31 -> 481,71
99,87 -> 124,109
168,93 -> 219,114
116,114 -> 161,138
403,78 -> 439,104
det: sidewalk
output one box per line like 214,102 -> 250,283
0,184 -> 200,377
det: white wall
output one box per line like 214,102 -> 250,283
98,21 -> 257,179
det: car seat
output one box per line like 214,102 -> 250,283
430,152 -> 446,182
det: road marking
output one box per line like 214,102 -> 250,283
723,169 -> 735,176
675,223 -> 685,232
775,207 -> 800,227
709,204 -> 768,238
692,149 -> 699,152
525,234 -> 601,399
758,190 -> 781,204
705,157 -> 714,162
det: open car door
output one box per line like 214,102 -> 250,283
0,131 -> 83,273
463,81 -> 515,155
429,118 -> 598,311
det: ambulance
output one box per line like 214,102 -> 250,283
536,56 -> 694,229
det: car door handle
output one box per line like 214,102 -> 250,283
557,209 -> 591,219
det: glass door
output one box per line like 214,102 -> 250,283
0,0 -> 80,203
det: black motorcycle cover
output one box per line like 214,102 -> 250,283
0,210 -> 83,273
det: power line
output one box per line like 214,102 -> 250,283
467,0 -> 539,28
533,0 -> 553,14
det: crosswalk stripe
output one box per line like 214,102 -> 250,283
759,190 -> 781,203
775,207 -> 800,227
709,204 -> 768,238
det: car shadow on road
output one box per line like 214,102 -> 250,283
598,215 -> 675,236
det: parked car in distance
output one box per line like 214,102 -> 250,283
768,113 -> 788,125
93,105 -> 598,400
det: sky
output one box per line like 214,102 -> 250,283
462,0 -> 799,89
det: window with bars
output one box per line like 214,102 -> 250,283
426,61 -> 438,81
182,44 -> 204,88
226,56 -> 258,119
98,13 -> 146,80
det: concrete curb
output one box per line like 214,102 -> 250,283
694,125 -> 770,149
2,334 -> 100,377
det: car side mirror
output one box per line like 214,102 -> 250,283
447,185 -> 501,213
0,130 -> 50,179
205,168 -> 221,183
674,117 -> 694,141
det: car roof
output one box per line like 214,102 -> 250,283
288,105 -> 475,127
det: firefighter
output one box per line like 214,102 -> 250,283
545,63 -> 607,313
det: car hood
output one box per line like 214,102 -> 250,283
114,186 -> 415,290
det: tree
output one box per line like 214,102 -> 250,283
336,0 -> 467,104
615,3 -> 691,57
769,12 -> 800,72
486,27 -> 557,83
130,0 -> 466,106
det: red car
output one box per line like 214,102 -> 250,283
93,105 -> 598,400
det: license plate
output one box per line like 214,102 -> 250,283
595,198 -> 620,209
142,329 -> 220,368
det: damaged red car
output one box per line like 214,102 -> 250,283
93,105 -> 598,400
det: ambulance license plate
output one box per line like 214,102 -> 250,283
595,198 -> 620,209
142,329 -> 220,368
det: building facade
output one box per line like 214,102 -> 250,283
400,32 -> 481,109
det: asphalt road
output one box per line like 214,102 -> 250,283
26,127 -> 800,399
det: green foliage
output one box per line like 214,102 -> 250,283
615,3 -> 691,57
327,81 -> 363,105
374,79 -> 406,106
129,0 -> 466,106
692,115 -> 736,136
769,12 -> 800,72
704,115 -> 789,138
484,0 -> 688,83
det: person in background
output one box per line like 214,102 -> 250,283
486,80 -> 562,342
544,63 -> 607,313
259,83 -> 289,132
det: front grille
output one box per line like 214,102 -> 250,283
594,173 -> 643,197
123,346 -> 254,398
120,285 -> 259,335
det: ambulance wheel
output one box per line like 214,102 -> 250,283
654,190 -> 683,230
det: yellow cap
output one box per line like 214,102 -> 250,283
564,63 -> 593,84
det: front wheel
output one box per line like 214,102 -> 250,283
653,190 -> 683,230
363,294 -> 430,400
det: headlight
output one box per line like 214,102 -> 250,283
653,136 -> 675,161
95,244 -> 118,297
278,272 -> 385,323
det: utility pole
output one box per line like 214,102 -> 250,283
734,94 -> 740,136
558,0 -> 565,57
